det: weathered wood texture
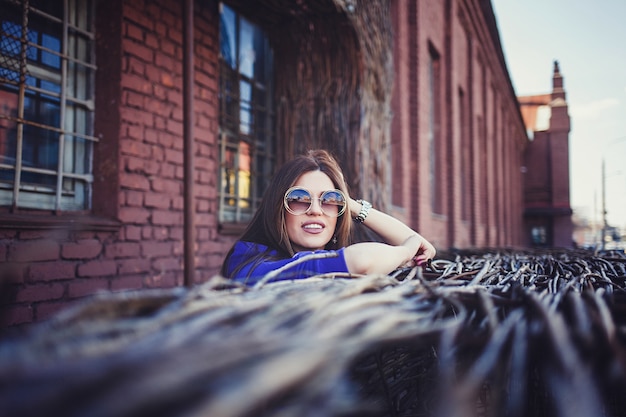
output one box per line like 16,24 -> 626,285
2,249 -> 626,417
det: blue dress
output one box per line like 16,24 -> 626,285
225,241 -> 350,286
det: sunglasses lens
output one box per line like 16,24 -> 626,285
320,190 -> 346,217
285,188 -> 312,214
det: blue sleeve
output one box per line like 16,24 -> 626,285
227,242 -> 350,286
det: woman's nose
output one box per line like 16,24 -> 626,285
308,198 -> 323,215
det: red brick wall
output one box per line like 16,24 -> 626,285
0,0 -> 236,328
390,0 -> 528,250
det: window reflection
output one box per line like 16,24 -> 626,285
218,3 -> 274,223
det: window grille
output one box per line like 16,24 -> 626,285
218,3 -> 274,224
0,0 -> 96,211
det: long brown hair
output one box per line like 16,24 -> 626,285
221,149 -> 352,277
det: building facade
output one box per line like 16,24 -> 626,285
519,62 -> 573,248
0,0 -> 528,326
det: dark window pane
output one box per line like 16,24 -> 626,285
219,4 -> 236,68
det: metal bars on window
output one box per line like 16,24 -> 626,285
0,0 -> 97,211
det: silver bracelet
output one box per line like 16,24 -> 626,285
354,199 -> 372,223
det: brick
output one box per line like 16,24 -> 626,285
152,210 -> 182,226
120,74 -> 152,96
168,27 -> 182,45
170,107 -> 183,126
157,132 -> 177,149
166,90 -> 183,107
126,125 -> 146,142
0,305 -> 33,327
125,90 -> 144,109
120,172 -> 151,191
144,128 -> 159,144
146,271 -> 178,288
62,239 -> 103,260
124,225 -> 142,241
161,38 -> 176,56
68,278 -> 110,298
127,156 -> 160,176
152,256 -> 180,272
9,240 -> 60,262
151,145 -> 165,161
154,227 -> 169,240
197,199 -> 210,212
153,83 -> 167,100
160,162 -> 176,179
125,7 -> 154,31
142,226 -> 153,239
151,178 -> 181,194
111,275 -> 145,292
16,283 -> 65,303
160,72 -> 176,87
105,242 -> 141,259
174,166 -> 184,180
161,8 -> 177,26
118,258 -> 151,275
141,241 -> 173,257
0,262 -> 26,284
171,196 -> 184,210
123,38 -> 154,63
126,56 -> 146,77
144,192 -> 171,209
118,207 -> 150,224
125,189 -> 144,207
155,53 -> 175,72
145,32 -> 159,50
126,23 -> 143,42
28,262 -> 76,281
77,260 -> 118,277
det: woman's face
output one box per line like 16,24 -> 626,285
285,170 -> 339,252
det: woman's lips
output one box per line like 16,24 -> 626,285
302,222 -> 325,234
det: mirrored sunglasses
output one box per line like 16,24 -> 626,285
283,187 -> 347,217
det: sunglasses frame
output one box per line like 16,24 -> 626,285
283,186 -> 347,217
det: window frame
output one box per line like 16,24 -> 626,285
0,0 -> 97,213
218,2 -> 275,228
427,42 -> 442,215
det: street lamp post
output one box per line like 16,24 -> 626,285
601,158 -> 607,250
600,136 -> 626,250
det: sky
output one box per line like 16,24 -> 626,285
491,0 -> 626,233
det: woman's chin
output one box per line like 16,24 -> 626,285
292,236 -> 331,252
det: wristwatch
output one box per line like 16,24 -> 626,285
354,199 -> 372,223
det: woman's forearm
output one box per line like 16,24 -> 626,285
344,242 -> 413,275
349,198 -> 436,264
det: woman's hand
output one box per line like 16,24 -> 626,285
411,235 -> 436,266
345,198 -> 436,275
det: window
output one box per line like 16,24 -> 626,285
218,3 -> 274,224
0,0 -> 96,211
531,226 -> 547,246
428,44 -> 441,214
459,87 -> 470,221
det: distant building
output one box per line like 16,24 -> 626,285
519,62 -> 573,247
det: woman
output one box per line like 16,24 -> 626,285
221,150 -> 436,285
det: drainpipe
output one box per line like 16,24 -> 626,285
183,0 -> 195,287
